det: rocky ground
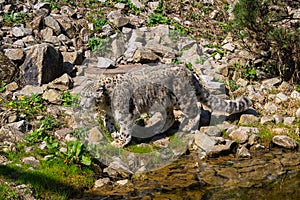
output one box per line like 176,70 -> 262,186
0,0 -> 299,199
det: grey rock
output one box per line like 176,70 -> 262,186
239,114 -> 259,125
60,6 -> 76,18
96,57 -> 116,68
15,85 -> 44,96
61,51 -> 83,65
20,43 -> 64,86
94,178 -> 110,188
22,156 -> 40,167
209,139 -> 237,156
6,120 -> 28,133
0,49 -> 18,83
22,35 -> 37,46
114,2 -> 126,9
291,90 -> 300,100
283,117 -> 295,125
47,73 -> 73,91
237,144 -> 251,158
262,77 -> 281,87
5,81 -> 18,92
101,24 -> 114,37
194,130 -> 216,152
148,1 -> 160,11
4,48 -> 25,62
222,42 -> 235,52
229,129 -> 249,144
34,2 -> 51,11
264,102 -> 278,114
199,75 -> 226,95
273,114 -> 284,123
272,135 -> 298,149
133,47 -> 159,63
41,27 -> 54,40
275,92 -> 288,103
248,134 -> 260,146
131,0 -> 144,9
54,128 -> 73,140
200,126 -> 222,137
260,116 -> 275,125
180,43 -> 203,65
103,158 -> 133,178
44,36 -> 61,45
107,11 -> 129,28
42,89 -> 61,104
44,15 -> 61,35
11,26 -> 32,38
151,136 -> 170,148
86,127 -> 103,145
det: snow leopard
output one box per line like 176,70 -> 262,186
80,64 -> 252,147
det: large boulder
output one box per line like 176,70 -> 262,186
0,51 -> 18,83
20,43 -> 64,86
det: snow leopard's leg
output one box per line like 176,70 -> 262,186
110,82 -> 134,147
172,75 -> 200,132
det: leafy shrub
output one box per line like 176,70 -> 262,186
230,0 -> 300,83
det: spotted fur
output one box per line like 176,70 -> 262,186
81,65 -> 252,147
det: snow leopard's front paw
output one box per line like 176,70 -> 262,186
110,131 -> 131,147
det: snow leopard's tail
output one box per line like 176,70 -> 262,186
204,95 -> 252,114
192,77 -> 252,114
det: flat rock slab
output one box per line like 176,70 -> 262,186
85,64 -> 143,78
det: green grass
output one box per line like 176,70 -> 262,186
126,144 -> 154,153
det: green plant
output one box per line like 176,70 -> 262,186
60,140 -> 92,166
112,0 -> 141,14
60,91 -> 80,107
7,94 -> 45,120
230,0 -> 299,82
186,62 -> 194,72
2,11 -> 28,24
92,18 -> 107,31
171,58 -> 182,65
87,37 -> 109,53
0,82 -> 6,93
226,80 -> 241,92
148,13 -> 170,26
196,55 -> 207,65
233,62 -> 257,81
296,84 -> 300,92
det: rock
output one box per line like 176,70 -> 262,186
65,134 -> 77,142
4,48 -> 25,62
151,136 -> 170,148
45,36 -> 61,45
237,144 -> 251,158
60,6 -> 76,18
222,42 -> 235,52
248,134 -> 260,146
44,15 -> 61,35
273,114 -> 284,123
20,43 -> 64,86
5,81 -> 18,92
6,120 -> 28,133
42,89 -> 61,104
291,90 -> 300,100
296,108 -> 300,118
103,158 -> 133,178
86,127 -> 103,145
131,0 -> 144,9
47,73 -> 73,91
283,117 -> 295,125
133,47 -> 159,63
116,179 -> 129,185
262,77 -> 281,87
209,139 -> 237,156
260,116 -> 275,125
272,135 -> 298,149
199,126 -> 222,137
96,57 -> 116,69
94,178 -> 110,188
264,102 -> 278,114
229,129 -> 249,144
15,85 -> 44,96
239,114 -> 259,125
54,128 -> 73,140
194,130 -> 216,152
107,11 -> 129,28
22,156 -> 40,167
11,26 -> 32,38
275,92 -> 288,103
0,51 -> 18,83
